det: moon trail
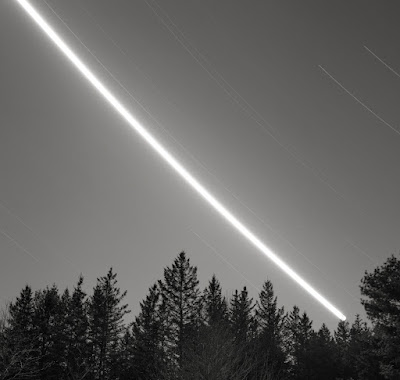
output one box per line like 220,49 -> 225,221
15,0 -> 346,320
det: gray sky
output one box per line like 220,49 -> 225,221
1,0 -> 400,330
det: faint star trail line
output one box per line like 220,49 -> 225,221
71,0 -> 182,113
345,239 -> 379,267
364,45 -> 400,80
189,228 -> 261,292
142,0 -> 390,244
190,228 -> 359,302
0,227 -> 39,262
319,65 -> 400,137
0,199 -> 78,270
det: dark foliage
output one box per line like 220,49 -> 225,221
0,251 -> 399,380
360,254 -> 400,379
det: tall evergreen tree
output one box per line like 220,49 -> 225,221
32,284 -> 67,379
1,285 -> 43,379
183,274 -> 235,379
131,283 -> 168,380
347,314 -> 383,380
307,324 -> 338,380
284,307 -> 314,380
229,286 -> 255,345
158,251 -> 202,376
334,319 -> 352,379
252,280 -> 286,379
360,254 -> 400,379
64,275 -> 91,380
115,328 -> 135,380
203,274 -> 228,327
229,286 -> 256,378
87,268 -> 130,380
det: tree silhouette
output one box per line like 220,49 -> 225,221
87,268 -> 130,380
1,250 -> 400,380
361,254 -> 400,378
252,280 -> 286,379
158,251 -> 202,377
131,283 -> 168,379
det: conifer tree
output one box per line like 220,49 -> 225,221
229,286 -> 256,378
158,251 -> 202,375
183,274 -> 235,379
64,275 -> 91,380
307,324 -> 338,380
87,268 -> 130,380
229,286 -> 255,345
284,307 -> 314,380
334,319 -> 351,379
32,284 -> 67,379
115,328 -> 135,380
131,283 -> 168,380
253,280 -> 286,379
7,285 -> 35,348
203,274 -> 228,327
1,285 -> 43,379
360,254 -> 400,378
347,314 -> 383,380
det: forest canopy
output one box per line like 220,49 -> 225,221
0,251 -> 399,380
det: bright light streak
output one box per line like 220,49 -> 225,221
15,0 -> 346,320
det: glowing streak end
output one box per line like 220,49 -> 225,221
15,0 -> 346,321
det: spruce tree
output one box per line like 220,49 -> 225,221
360,254 -> 400,378
64,275 -> 91,380
229,286 -> 256,379
307,324 -> 338,380
158,251 -> 202,375
131,283 -> 168,380
347,315 -> 383,380
334,319 -> 351,379
284,307 -> 314,380
32,284 -> 67,379
203,274 -> 228,327
253,280 -> 286,379
2,285 -> 42,379
184,274 -> 234,379
229,286 -> 254,345
87,268 -> 130,380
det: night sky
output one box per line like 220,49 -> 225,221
1,0 -> 400,330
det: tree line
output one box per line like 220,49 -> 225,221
0,251 -> 399,379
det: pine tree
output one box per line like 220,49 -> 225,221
1,285 -> 43,379
182,274 -> 235,379
334,320 -> 351,379
87,268 -> 130,380
307,324 -> 338,380
115,328 -> 135,380
253,280 -> 286,379
131,283 -> 168,380
229,286 -> 256,379
360,254 -> 400,378
158,251 -> 202,376
229,286 -> 255,345
32,284 -> 67,379
64,275 -> 91,380
282,305 -> 299,377
203,274 -> 228,327
347,314 -> 383,380
284,307 -> 314,380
